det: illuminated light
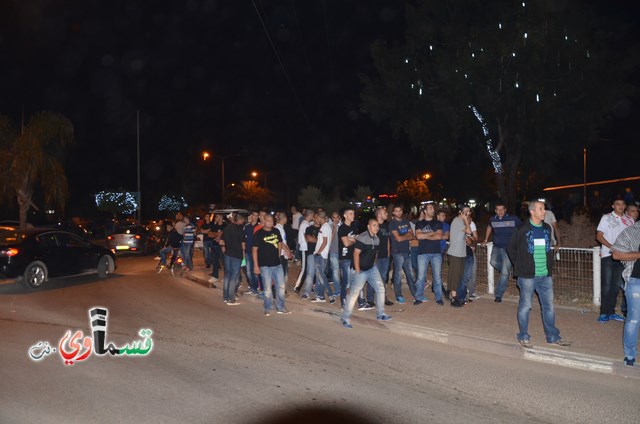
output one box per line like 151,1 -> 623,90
107,236 -> 112,240
464,74 -> 468,79
515,82 -> 519,88
522,1 -> 525,6
429,45 -> 433,51
0,248 -> 19,257
468,105 -> 503,174
135,235 -> 141,239
524,33 -> 528,39
158,195 -> 188,211
536,94 -> 540,102
565,36 -> 568,40
543,176 -> 640,192
455,69 -> 459,73
202,151 -> 210,160
586,50 -> 590,58
411,83 -> 415,89
405,58 -> 409,64
512,52 -> 516,57
419,87 -> 423,96
498,23 -> 502,29
471,53 -> 475,58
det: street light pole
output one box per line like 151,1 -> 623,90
583,147 -> 587,208
221,158 -> 225,207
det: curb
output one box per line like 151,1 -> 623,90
182,273 -> 640,380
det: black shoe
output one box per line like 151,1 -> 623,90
205,264 -> 211,269
384,299 -> 394,306
451,298 -> 464,307
494,297 -> 502,303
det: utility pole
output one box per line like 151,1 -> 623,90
137,110 -> 142,224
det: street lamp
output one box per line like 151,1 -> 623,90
202,151 -> 210,161
251,171 -> 267,189
423,172 -> 432,180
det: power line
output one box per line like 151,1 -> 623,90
251,0 -> 311,126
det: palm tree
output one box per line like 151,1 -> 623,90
228,180 -> 273,208
0,111 -> 74,229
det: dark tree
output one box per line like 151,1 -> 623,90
361,0 -> 636,210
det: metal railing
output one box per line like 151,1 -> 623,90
437,243 -> 601,307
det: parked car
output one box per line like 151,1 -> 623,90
106,225 -> 159,255
0,227 -> 116,289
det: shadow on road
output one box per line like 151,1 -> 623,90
0,273 -> 124,295
254,405 -> 379,424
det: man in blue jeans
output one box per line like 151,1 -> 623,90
612,220 -> 640,367
220,214 -> 245,305
342,218 -> 392,328
482,202 -> 520,302
253,214 -> 292,316
389,205 -> 416,303
414,203 -> 444,305
338,207 -> 359,308
507,201 -> 569,348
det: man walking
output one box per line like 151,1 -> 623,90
389,205 -> 416,304
338,207 -> 359,308
366,207 -> 394,306
612,219 -> 640,367
341,218 -> 393,328
507,201 -> 569,348
253,214 -> 292,316
482,202 -> 521,302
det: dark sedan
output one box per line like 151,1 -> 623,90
0,227 -> 116,289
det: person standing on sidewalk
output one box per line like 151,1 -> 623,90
220,214 -> 245,305
312,211 -> 334,303
508,200 -> 570,348
241,211 -> 259,294
389,205 -> 417,304
596,195 -> 634,323
448,205 -> 471,307
301,213 -> 320,299
367,207 -> 394,306
253,214 -> 292,316
209,214 -> 226,283
329,211 -> 342,298
611,220 -> 640,367
482,202 -> 521,303
341,218 -> 392,328
275,212 -> 290,281
181,215 -> 196,271
290,206 -> 303,261
294,209 -> 315,294
338,207 -> 359,308
414,203 -> 443,306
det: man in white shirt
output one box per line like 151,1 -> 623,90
293,209 -> 315,294
596,195 -> 634,323
311,211 -> 334,303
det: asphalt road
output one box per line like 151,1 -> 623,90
1,255 -> 638,424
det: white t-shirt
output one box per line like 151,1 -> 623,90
314,222 -> 332,259
276,223 -> 287,257
597,212 -> 634,257
298,220 -> 311,252
543,210 -> 557,245
291,212 -> 302,230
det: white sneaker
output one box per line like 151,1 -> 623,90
208,277 -> 218,283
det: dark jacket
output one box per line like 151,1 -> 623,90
506,220 -> 554,278
164,230 -> 183,249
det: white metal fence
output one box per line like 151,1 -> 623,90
440,243 -> 602,307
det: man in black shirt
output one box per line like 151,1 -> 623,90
341,218 -> 393,329
366,207 -> 394,307
220,214 -> 246,305
253,214 -> 292,316
301,216 -> 320,298
338,207 -> 358,308
414,203 -> 444,305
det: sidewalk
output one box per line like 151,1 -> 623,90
182,251 -> 639,379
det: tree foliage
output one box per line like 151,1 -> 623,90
0,111 -> 74,228
396,177 -> 431,211
361,0 -> 635,210
297,185 -> 324,209
228,180 -> 273,208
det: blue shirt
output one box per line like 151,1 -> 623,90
440,221 -> 450,253
490,214 -> 521,249
389,218 -> 412,254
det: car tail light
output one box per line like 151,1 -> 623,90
107,236 -> 112,240
135,235 -> 141,239
0,248 -> 19,257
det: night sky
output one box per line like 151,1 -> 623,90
1,1 -> 638,217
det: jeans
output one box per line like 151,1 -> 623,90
491,246 -> 512,298
223,256 -> 242,302
516,276 -> 561,343
416,253 -> 443,302
181,242 -> 194,270
367,256 -> 390,303
467,252 -> 478,296
458,254 -> 475,301
600,256 -> 625,316
244,252 -> 259,293
314,255 -> 333,298
392,252 -> 416,299
342,267 -> 386,322
623,277 -> 640,360
203,239 -> 214,266
339,259 -> 354,307
301,253 -> 316,296
260,265 -> 286,312
330,253 -> 341,296
211,244 -> 223,278
159,246 -> 178,265
410,246 -> 418,278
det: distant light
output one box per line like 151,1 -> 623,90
405,58 -> 409,64
536,94 -> 540,102
429,45 -> 433,51
522,1 -> 526,6
498,23 -> 502,29
512,52 -> 516,57
471,53 -> 475,58
464,74 -> 468,79
418,87 -> 423,96
565,36 -> 568,40
524,33 -> 528,39
515,82 -> 519,88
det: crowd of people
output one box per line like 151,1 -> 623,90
153,194 -> 640,367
